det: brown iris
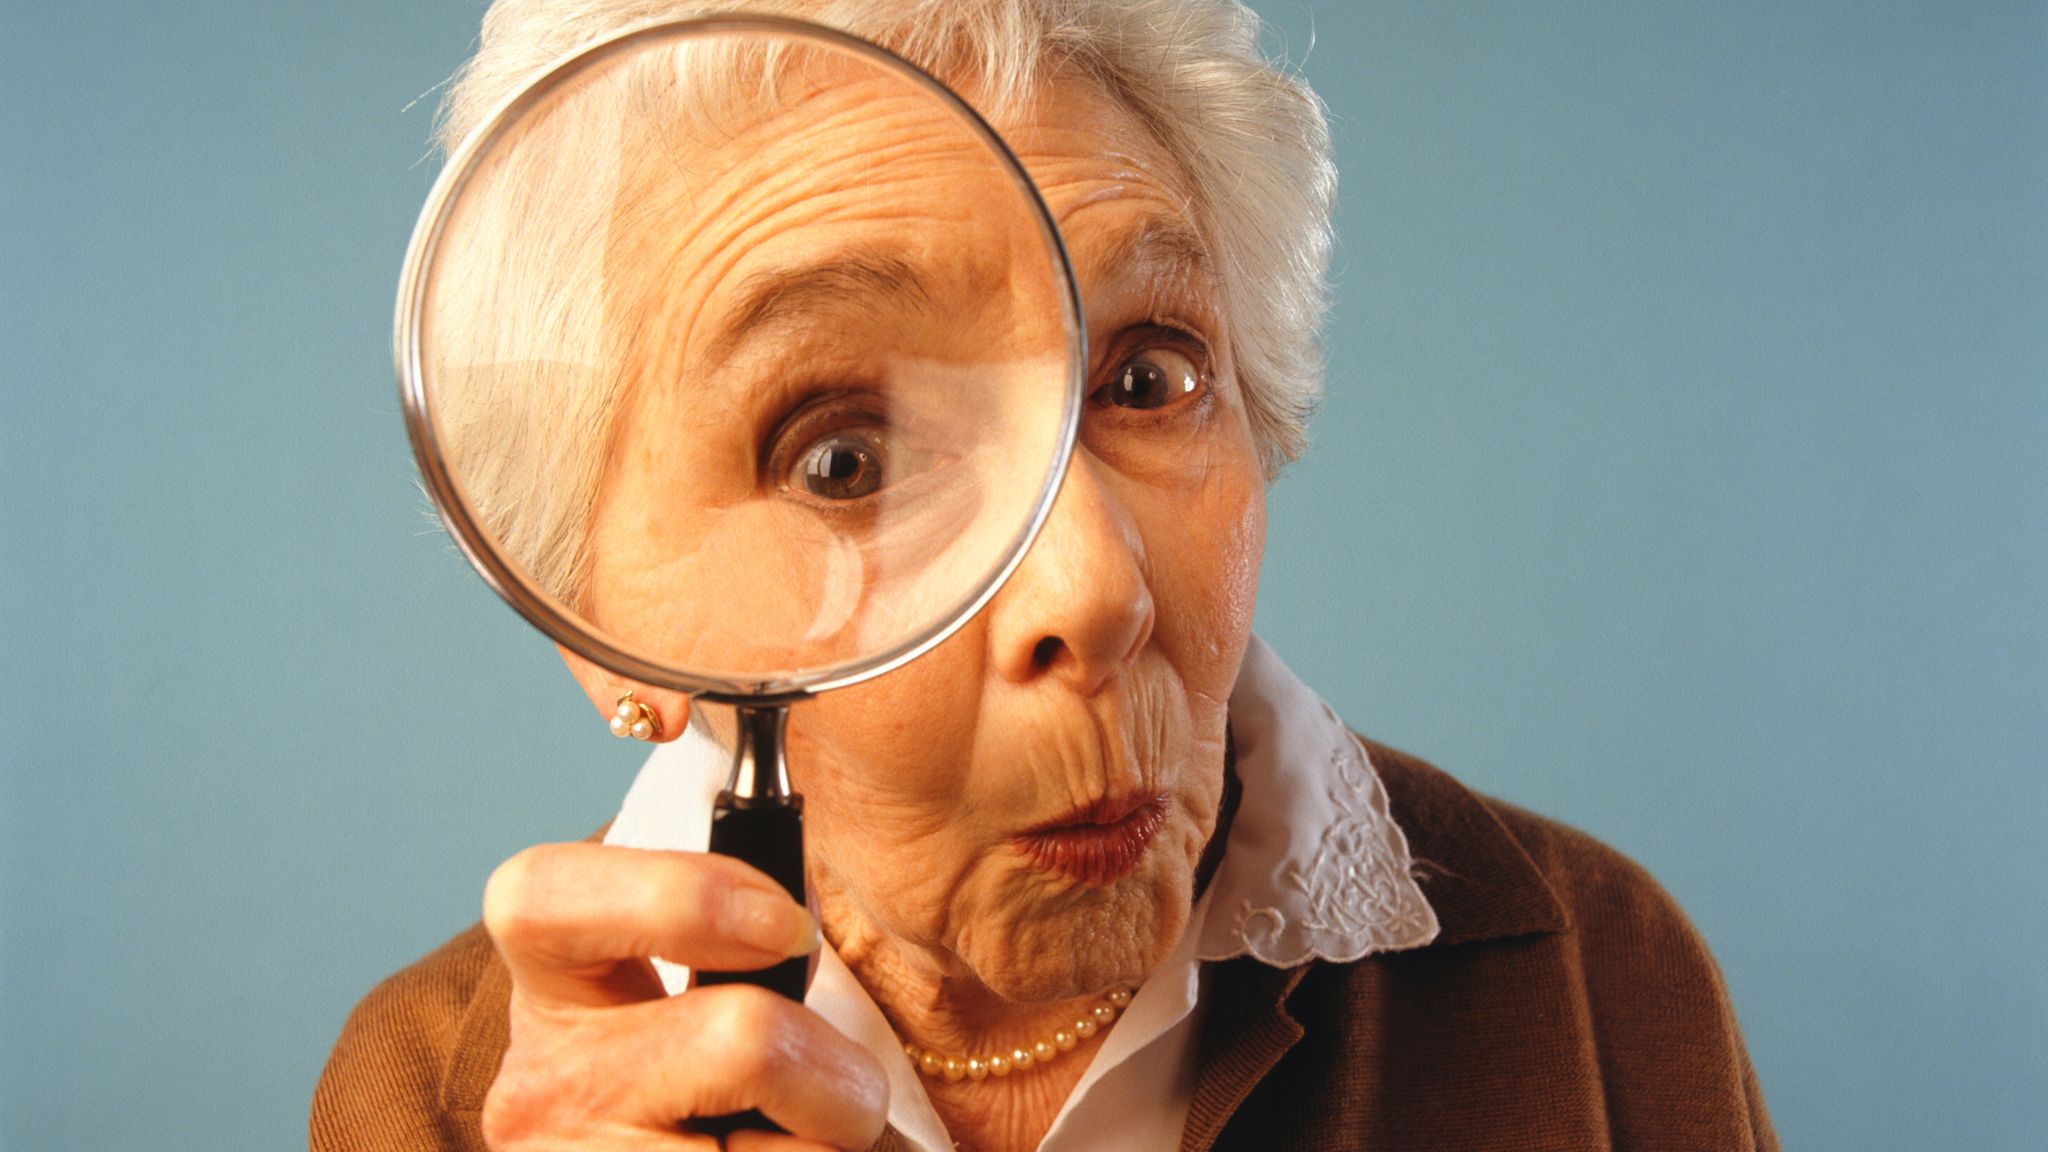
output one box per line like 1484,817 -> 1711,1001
796,433 -> 884,500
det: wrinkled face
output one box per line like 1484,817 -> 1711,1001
584,67 -> 1266,1002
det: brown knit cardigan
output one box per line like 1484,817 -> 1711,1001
312,741 -> 1778,1151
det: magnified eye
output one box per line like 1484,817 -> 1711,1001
793,431 -> 884,500
1102,347 -> 1200,410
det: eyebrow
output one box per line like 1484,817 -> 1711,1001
699,216 -> 1210,363
706,249 -> 935,362
1104,216 -> 1213,286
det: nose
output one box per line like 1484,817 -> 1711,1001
988,452 -> 1155,695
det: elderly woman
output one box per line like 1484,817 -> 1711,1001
315,1 -> 1776,1149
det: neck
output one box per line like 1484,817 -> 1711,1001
819,894 -> 1117,1152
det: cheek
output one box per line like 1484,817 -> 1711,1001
1139,442 -> 1266,698
779,627 -> 994,892
790,636 -> 982,801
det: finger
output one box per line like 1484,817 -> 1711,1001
486,1007 -> 725,1151
489,986 -> 885,1150
632,986 -> 888,1152
484,842 -> 819,1009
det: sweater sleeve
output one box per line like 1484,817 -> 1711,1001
310,924 -> 505,1152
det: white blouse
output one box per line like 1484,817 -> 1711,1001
602,636 -> 1440,1151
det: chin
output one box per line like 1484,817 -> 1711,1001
958,825 -> 1200,1004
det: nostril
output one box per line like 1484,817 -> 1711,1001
1031,636 -> 1064,669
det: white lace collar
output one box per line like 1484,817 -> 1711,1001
1197,635 -> 1440,963
604,634 -> 1439,970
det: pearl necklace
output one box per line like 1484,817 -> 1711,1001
902,988 -> 1134,1082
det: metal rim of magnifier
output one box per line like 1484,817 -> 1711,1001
396,14 -> 1086,704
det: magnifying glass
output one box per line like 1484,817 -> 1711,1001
394,7 -> 1083,1084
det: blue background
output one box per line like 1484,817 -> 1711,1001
3,1 -> 2042,1147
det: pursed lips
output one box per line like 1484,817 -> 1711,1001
1011,791 -> 1172,885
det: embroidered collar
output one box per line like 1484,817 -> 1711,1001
1196,636 -> 1439,963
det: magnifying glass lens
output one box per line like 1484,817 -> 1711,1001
410,22 -> 1080,695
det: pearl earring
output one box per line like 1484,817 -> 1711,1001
608,691 -> 661,741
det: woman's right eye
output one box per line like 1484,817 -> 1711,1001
1101,347 -> 1201,410
790,430 -> 885,501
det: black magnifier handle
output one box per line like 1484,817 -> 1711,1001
693,706 -> 807,1139
700,791 -> 809,1000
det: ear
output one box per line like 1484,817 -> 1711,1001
557,644 -> 689,743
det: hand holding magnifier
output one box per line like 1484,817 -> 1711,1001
396,16 -> 1083,1138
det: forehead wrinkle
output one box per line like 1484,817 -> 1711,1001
706,247 -> 937,364
1010,97 -> 1211,314
644,126 -> 1006,375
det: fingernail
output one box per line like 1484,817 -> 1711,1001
723,886 -> 821,957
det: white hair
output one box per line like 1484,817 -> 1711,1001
431,0 -> 1334,602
